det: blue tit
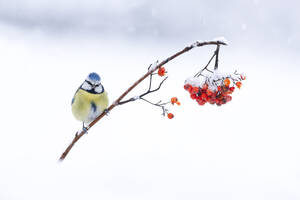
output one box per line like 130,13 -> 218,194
71,72 -> 109,129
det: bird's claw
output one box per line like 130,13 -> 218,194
82,126 -> 88,134
82,123 -> 88,134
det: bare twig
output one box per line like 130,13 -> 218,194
140,97 -> 170,116
214,44 -> 220,70
194,52 -> 216,77
59,40 -> 227,161
194,44 -> 221,77
118,74 -> 168,105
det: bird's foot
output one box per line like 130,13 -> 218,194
82,126 -> 88,134
82,123 -> 89,134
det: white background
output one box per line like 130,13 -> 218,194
0,0 -> 299,199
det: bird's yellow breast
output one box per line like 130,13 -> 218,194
72,89 -> 109,123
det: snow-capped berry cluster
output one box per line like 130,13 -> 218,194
184,71 -> 245,106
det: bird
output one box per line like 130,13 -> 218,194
71,72 -> 109,131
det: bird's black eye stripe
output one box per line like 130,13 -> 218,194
86,80 -> 100,87
86,80 -> 93,86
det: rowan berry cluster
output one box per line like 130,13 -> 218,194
184,73 -> 245,106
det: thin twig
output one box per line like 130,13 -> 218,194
118,76 -> 168,105
118,75 -> 169,116
140,77 -> 168,98
148,73 -> 153,91
214,45 -> 220,70
140,98 -> 169,116
59,40 -> 227,161
194,52 -> 216,77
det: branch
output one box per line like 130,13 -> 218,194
59,40 -> 227,161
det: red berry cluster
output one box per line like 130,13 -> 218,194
184,78 -> 243,106
166,97 -> 180,119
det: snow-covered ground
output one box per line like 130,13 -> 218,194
0,1 -> 299,199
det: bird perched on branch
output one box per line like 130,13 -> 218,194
71,72 -> 109,131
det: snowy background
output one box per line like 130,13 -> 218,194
0,0 -> 299,199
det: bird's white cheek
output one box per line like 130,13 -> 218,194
81,82 -> 92,90
94,86 -> 103,93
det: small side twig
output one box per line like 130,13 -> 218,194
118,74 -> 168,105
140,97 -> 170,116
194,44 -> 221,78
118,73 -> 169,115
194,52 -> 216,77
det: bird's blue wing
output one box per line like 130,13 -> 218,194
91,101 -> 97,112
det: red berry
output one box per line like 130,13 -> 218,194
184,84 -> 190,90
224,78 -> 230,87
167,113 -> 174,119
225,95 -> 232,102
192,87 -> 199,94
158,67 -> 166,76
191,94 -> 197,99
208,98 -> 215,104
236,82 -> 242,89
217,94 -> 223,100
202,84 -> 208,90
197,100 -> 206,105
201,93 -> 208,101
171,97 -> 178,104
206,89 -> 213,96
211,92 -> 217,99
188,86 -> 193,93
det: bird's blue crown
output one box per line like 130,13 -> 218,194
88,72 -> 101,82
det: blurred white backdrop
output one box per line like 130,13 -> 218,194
0,0 -> 299,199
